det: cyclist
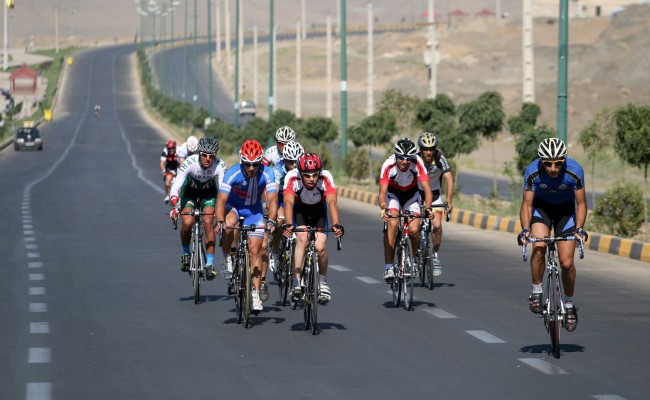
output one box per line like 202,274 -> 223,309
160,139 -> 179,204
378,138 -> 433,284
94,104 -> 101,119
282,153 -> 344,304
262,126 -> 296,167
169,137 -> 227,281
215,140 -> 278,312
177,135 -> 199,165
269,141 -> 305,273
417,132 -> 454,276
517,137 -> 588,333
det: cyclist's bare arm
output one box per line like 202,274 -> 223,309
214,192 -> 229,231
266,191 -> 279,224
574,188 -> 587,230
282,192 -> 296,237
519,190 -> 535,232
420,179 -> 434,212
443,170 -> 454,211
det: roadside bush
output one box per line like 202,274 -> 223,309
591,182 -> 645,237
343,148 -> 370,182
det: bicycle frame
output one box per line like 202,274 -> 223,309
174,208 -> 212,304
522,234 -> 584,358
277,233 -> 296,306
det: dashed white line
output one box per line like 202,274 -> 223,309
29,303 -> 48,313
356,276 -> 381,284
23,224 -> 34,229
24,230 -> 35,235
26,244 -> 38,250
328,264 -> 351,272
30,287 -> 46,295
466,330 -> 505,343
518,358 -> 569,375
593,396 -> 628,400
422,308 -> 458,319
28,262 -> 43,269
30,322 -> 50,334
29,274 -> 45,281
28,348 -> 51,363
26,382 -> 51,400
27,253 -> 40,258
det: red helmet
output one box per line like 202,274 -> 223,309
166,139 -> 176,149
298,152 -> 322,173
239,140 -> 264,163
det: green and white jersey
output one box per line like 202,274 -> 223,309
170,154 -> 227,199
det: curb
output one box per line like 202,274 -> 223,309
338,186 -> 650,263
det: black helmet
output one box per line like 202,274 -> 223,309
197,137 -> 219,154
394,138 -> 418,158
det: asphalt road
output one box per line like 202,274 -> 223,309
1,45 -> 649,400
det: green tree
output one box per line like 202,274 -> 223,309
579,108 -> 614,206
268,109 -> 298,145
239,117 -> 269,144
348,110 -> 396,180
377,89 -> 419,133
299,116 -> 338,148
613,103 -> 650,222
458,91 -> 505,195
514,125 -> 555,173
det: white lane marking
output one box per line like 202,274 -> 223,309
329,264 -> 351,272
23,219 -> 33,224
356,276 -> 382,284
518,358 -> 569,375
30,287 -> 46,295
26,382 -> 51,400
24,230 -> 35,235
27,253 -> 40,258
29,303 -> 48,313
593,396 -> 628,400
28,348 -> 51,363
28,262 -> 43,268
25,237 -> 36,242
26,244 -> 38,250
29,274 -> 44,281
22,209 -> 29,214
423,308 -> 458,319
23,224 -> 33,229
30,322 -> 50,334
466,330 -> 505,343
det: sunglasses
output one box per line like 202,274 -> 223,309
396,155 -> 414,161
542,160 -> 565,167
301,171 -> 319,179
285,160 -> 297,166
200,152 -> 215,160
243,162 -> 261,169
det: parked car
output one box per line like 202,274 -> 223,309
239,100 -> 256,117
14,127 -> 43,151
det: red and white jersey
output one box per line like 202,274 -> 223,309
283,169 -> 337,205
379,154 -> 429,196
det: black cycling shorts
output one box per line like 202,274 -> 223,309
531,197 -> 576,236
294,203 -> 327,229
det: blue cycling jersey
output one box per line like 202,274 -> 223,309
219,164 -> 277,208
273,161 -> 289,193
523,156 -> 585,204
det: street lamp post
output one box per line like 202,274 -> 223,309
208,0 -> 214,118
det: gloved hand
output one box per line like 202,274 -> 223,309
169,207 -> 179,220
332,224 -> 345,237
574,228 -> 588,242
517,228 -> 530,245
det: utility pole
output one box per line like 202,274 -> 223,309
326,15 -> 332,118
216,0 -> 221,63
193,0 -> 198,106
238,0 -> 244,97
557,0 -> 568,142
301,0 -> 306,40
522,0 -> 535,103
268,0 -> 274,116
3,2 -> 8,70
225,0 -> 231,75
234,0 -> 240,128
295,21 -> 301,118
340,0 -> 348,158
366,1 -> 374,116
208,0 -> 214,118
253,25 -> 258,106
425,0 -> 437,99
54,4 -> 60,54
182,0 -> 188,100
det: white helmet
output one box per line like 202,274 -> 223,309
537,138 -> 567,159
186,136 -> 199,153
275,126 -> 296,143
282,141 -> 305,161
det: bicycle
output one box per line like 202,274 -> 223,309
291,227 -> 342,335
417,202 -> 450,290
220,216 -> 258,329
522,233 -> 584,359
276,232 -> 296,306
173,208 -> 213,304
383,211 -> 426,311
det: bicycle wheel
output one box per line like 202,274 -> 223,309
425,236 -> 435,291
310,257 -> 319,335
303,257 -> 312,331
232,257 -> 244,324
243,251 -> 252,328
191,235 -> 201,305
403,239 -> 415,311
279,240 -> 293,306
549,270 -> 562,358
391,245 -> 404,308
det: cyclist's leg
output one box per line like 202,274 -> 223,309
292,228 -> 308,289
242,209 -> 266,291
430,193 -> 445,253
555,206 -> 578,299
404,195 -> 421,258
529,206 -> 550,313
